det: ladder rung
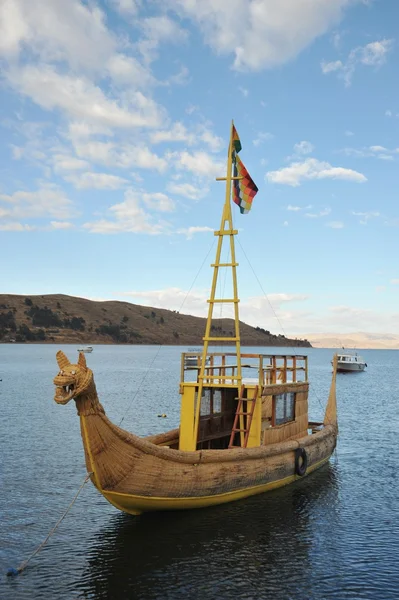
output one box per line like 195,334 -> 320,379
203,337 -> 239,341
236,412 -> 251,416
214,229 -> 238,236
232,428 -> 248,432
199,375 -> 240,380
207,299 -> 239,303
211,263 -> 238,267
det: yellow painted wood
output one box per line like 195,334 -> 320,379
214,229 -> 238,236
247,387 -> 262,448
207,299 -> 239,303
179,386 -> 196,451
191,120 -> 242,450
203,336 -> 239,341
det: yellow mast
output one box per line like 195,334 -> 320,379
192,121 -> 242,445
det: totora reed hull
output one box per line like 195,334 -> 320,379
78,399 -> 337,515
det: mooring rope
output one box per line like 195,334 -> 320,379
6,472 -> 93,577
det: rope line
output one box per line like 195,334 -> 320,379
177,238 -> 216,315
119,345 -> 163,426
7,472 -> 93,577
236,238 -> 327,415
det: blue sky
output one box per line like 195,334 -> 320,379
0,0 -> 398,336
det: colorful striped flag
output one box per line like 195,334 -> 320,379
232,125 -> 242,154
232,153 -> 258,214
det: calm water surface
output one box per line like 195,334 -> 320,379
1,344 -> 399,599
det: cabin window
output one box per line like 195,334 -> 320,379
273,392 -> 295,426
200,388 -> 222,415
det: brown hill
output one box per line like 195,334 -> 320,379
0,293 -> 311,347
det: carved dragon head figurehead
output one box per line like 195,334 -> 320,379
53,350 -> 94,405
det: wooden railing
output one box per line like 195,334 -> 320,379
181,352 -> 308,388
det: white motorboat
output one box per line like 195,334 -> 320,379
335,351 -> 367,372
77,346 -> 93,353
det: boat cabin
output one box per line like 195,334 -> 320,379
179,352 -> 310,452
337,354 -> 359,363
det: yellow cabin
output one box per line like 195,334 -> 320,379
179,352 -> 309,452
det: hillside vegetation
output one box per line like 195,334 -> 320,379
0,294 -> 311,347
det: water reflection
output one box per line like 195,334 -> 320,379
77,464 -> 339,600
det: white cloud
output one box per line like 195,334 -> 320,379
106,53 -> 155,88
360,39 -> 393,66
65,172 -> 129,190
267,158 -> 367,186
52,154 -> 90,172
0,183 -> 75,219
321,59 -> 343,73
326,221 -> 344,229
177,226 -> 214,239
0,0 -> 115,71
332,30 -> 343,50
286,204 -> 312,211
391,279 -> 399,285
7,65 -> 165,129
169,150 -> 224,178
150,122 -> 223,152
186,104 -> 199,115
287,140 -> 314,160
305,207 -> 331,218
291,305 -> 399,336
83,189 -> 174,234
50,221 -> 74,229
253,132 -> 273,146
140,192 -> 175,212
167,182 -> 207,200
138,15 -> 188,64
385,110 -> 392,117
0,222 -> 35,231
167,0 -> 353,71
162,64 -> 190,87
239,87 -> 249,97
293,141 -> 314,155
345,130 -> 354,136
109,0 -> 140,16
321,38 -> 393,85
119,287 -> 208,315
114,286 -> 399,335
351,210 -> 380,225
73,141 -> 167,172
116,288 -> 311,324
342,145 -> 398,160
369,145 -> 387,153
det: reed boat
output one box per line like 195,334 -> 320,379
53,122 -> 338,516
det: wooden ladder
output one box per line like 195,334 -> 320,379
228,385 -> 259,449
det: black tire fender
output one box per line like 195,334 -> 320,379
295,447 -> 308,477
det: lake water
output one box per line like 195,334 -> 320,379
1,344 -> 399,599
